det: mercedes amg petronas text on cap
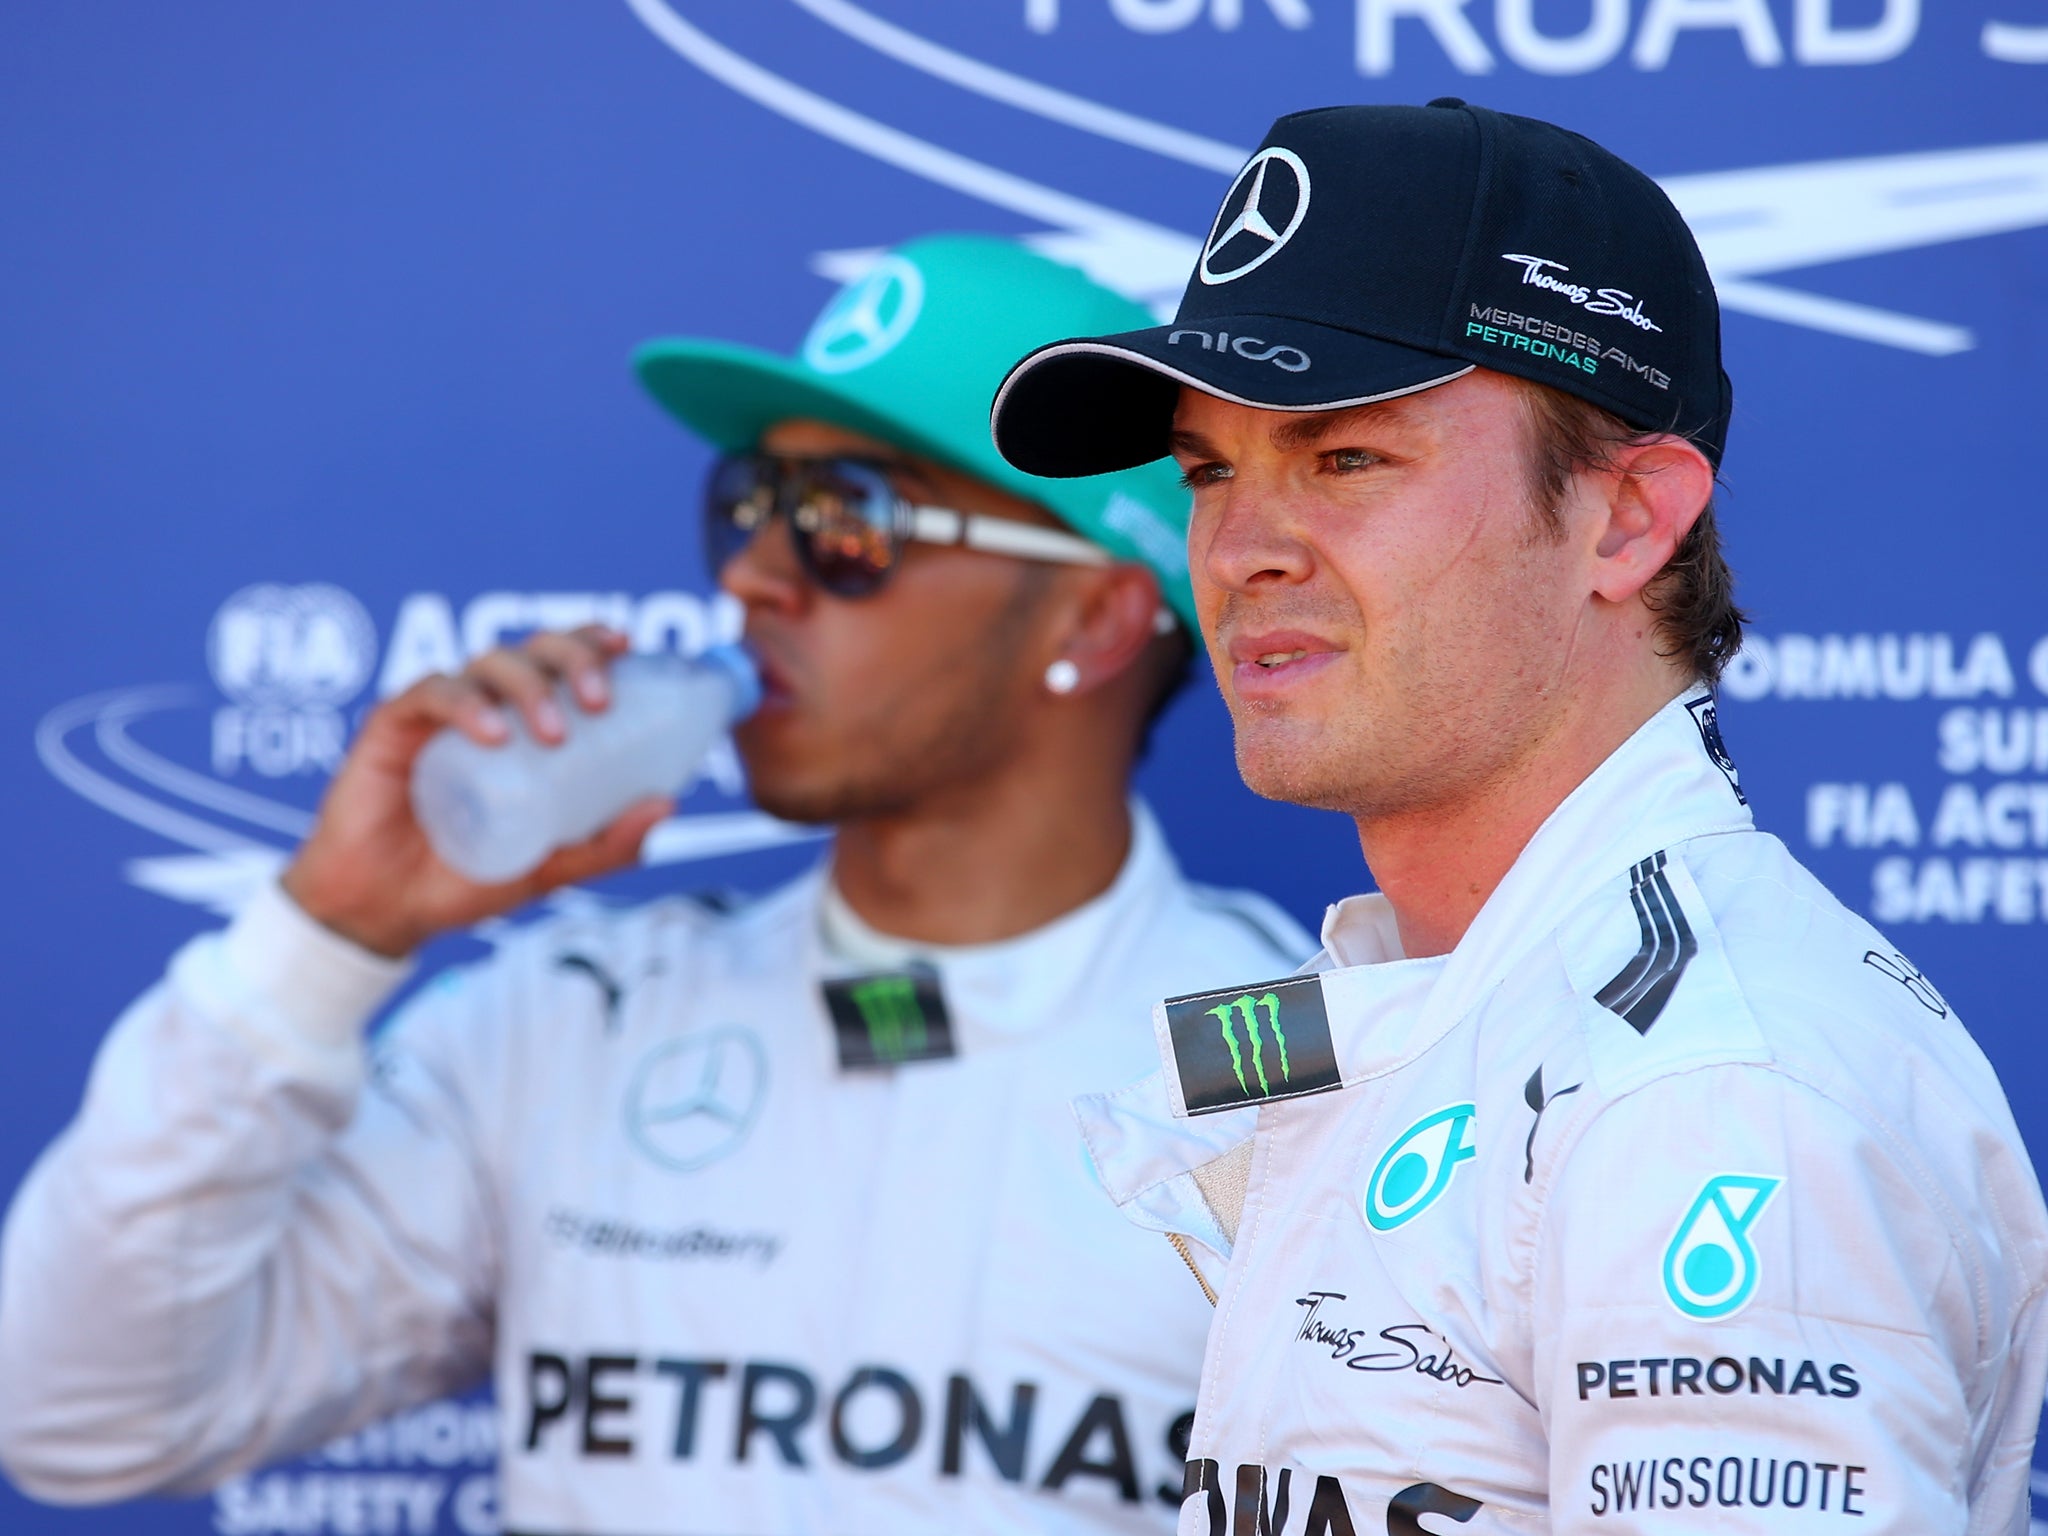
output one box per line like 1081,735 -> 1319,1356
991,100 -> 1735,479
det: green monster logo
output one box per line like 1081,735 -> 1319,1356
1166,972 -> 1339,1116
1206,992 -> 1290,1097
847,975 -> 928,1064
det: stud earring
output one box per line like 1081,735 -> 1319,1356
1044,658 -> 1080,695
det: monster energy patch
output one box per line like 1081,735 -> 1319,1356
1163,973 -> 1341,1115
822,967 -> 957,1068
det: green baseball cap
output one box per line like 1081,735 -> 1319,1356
634,233 -> 1198,631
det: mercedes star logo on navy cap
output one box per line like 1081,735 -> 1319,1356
991,100 -> 1733,480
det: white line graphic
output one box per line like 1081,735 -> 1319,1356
1711,279 -> 1970,356
1984,20 -> 2048,63
643,812 -> 822,865
619,0 -> 1198,303
40,686 -> 824,913
95,701 -> 316,838
1665,139 -> 2048,353
786,0 -> 1248,173
626,0 -> 2048,354
38,690 -> 273,856
1665,141 -> 2048,275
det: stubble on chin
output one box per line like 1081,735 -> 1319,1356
738,670 -> 1027,829
1228,692 -> 1450,822
1212,590 -> 1385,812
1228,706 -> 1361,814
735,720 -> 927,825
746,771 -> 920,828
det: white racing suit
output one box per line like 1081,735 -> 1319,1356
0,806 -> 1313,1536
1080,694 -> 2048,1535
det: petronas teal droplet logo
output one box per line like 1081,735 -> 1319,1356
1663,1174 -> 1781,1320
1363,1103 -> 1477,1231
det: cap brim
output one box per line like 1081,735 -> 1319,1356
992,318 -> 1474,478
634,338 -> 969,476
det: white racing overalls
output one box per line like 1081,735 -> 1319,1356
1080,695 -> 2048,1535
0,805 -> 1313,1535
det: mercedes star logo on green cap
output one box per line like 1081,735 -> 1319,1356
633,233 -> 1202,631
801,255 -> 926,375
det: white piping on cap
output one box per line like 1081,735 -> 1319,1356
990,339 -> 1475,461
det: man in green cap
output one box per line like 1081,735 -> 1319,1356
0,235 -> 1312,1536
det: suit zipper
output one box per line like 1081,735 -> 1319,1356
1166,1232 -> 1218,1307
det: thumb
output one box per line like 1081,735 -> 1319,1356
520,796 -> 675,895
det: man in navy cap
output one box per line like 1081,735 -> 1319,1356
994,102 -> 2048,1533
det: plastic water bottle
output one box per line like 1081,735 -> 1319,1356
411,646 -> 762,884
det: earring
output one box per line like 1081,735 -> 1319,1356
1044,658 -> 1080,695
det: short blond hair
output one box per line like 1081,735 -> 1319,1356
1516,377 -> 1746,685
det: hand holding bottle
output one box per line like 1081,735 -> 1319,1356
412,644 -> 758,883
282,627 -> 738,958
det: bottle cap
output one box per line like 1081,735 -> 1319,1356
698,643 -> 764,722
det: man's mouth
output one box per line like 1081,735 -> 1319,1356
759,660 -> 797,708
740,634 -> 799,711
1224,629 -> 1341,696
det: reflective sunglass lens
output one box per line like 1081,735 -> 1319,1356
704,455 -> 775,570
700,454 -> 907,598
790,460 -> 899,596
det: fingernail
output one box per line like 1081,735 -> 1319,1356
533,697 -> 567,739
577,670 -> 610,709
475,705 -> 511,740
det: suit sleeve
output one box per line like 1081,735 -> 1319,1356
1532,1064 -> 1986,1535
0,883 -> 502,1502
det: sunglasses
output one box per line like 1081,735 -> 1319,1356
704,452 -> 1111,599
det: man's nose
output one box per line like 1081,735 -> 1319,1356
1197,479 -> 1314,595
718,516 -> 807,615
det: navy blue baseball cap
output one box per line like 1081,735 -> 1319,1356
992,100 -> 1733,476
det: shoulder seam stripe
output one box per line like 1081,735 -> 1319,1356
1594,850 -> 1697,1034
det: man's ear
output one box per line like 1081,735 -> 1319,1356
1042,565 -> 1165,697
1587,437 -> 1716,605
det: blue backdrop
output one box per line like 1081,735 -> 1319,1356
5,3 -> 2045,1532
